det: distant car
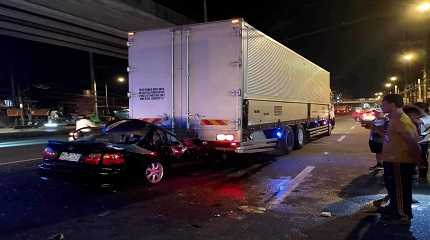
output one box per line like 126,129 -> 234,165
360,108 -> 383,127
39,119 -> 207,186
352,107 -> 363,121
334,105 -> 349,115
360,110 -> 376,122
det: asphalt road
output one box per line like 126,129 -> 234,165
0,116 -> 429,240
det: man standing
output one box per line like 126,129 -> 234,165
381,94 -> 424,224
413,102 -> 430,183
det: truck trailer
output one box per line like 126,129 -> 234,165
128,19 -> 332,154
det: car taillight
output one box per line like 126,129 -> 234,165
102,153 -> 125,166
43,147 -> 57,160
84,154 -> 102,165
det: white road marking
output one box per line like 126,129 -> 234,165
337,135 -> 346,142
0,158 -> 41,166
267,166 -> 315,208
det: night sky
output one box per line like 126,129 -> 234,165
154,0 -> 428,98
0,35 -> 128,106
0,0 -> 428,100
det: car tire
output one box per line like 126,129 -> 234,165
144,160 -> 165,185
278,126 -> 295,154
294,125 -> 305,149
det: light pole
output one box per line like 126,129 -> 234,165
390,76 -> 399,93
400,52 -> 417,102
89,52 -> 98,118
385,82 -> 394,94
203,0 -> 208,22
105,76 -> 126,115
412,2 -> 430,102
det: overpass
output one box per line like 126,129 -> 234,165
0,0 -> 193,117
339,98 -> 379,105
0,0 -> 192,58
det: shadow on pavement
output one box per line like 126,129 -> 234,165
306,212 -> 416,240
338,172 -> 385,199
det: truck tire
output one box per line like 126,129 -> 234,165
279,126 -> 295,154
294,125 -> 305,149
326,123 -> 332,136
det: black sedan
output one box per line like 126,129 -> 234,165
39,119 -> 206,185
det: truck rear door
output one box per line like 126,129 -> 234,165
128,29 -> 172,126
187,21 -> 243,142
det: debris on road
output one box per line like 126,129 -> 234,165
190,224 -> 202,228
226,210 -> 246,220
98,210 -> 111,217
238,205 -> 267,214
320,211 -> 333,217
47,233 -> 64,240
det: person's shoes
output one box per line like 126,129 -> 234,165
369,164 -> 383,171
381,215 -> 411,225
372,196 -> 389,208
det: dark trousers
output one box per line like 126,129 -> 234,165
383,162 -> 414,219
419,143 -> 429,179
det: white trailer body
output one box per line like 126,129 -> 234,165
128,19 -> 331,154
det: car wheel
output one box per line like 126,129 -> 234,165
144,161 -> 165,185
294,125 -> 305,149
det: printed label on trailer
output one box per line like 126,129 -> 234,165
139,88 -> 165,101
274,106 -> 283,116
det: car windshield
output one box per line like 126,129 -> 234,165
76,119 -> 152,144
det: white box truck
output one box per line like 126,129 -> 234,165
128,19 -> 332,154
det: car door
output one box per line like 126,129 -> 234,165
165,132 -> 188,161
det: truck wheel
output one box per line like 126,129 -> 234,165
294,125 -> 305,149
279,126 -> 294,154
326,123 -> 332,136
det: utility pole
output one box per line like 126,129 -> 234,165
105,79 -> 109,115
9,64 -> 15,106
203,0 -> 208,22
17,83 -> 24,125
89,52 -> 98,118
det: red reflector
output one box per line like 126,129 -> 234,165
43,147 -> 57,160
84,154 -> 102,165
102,153 -> 125,166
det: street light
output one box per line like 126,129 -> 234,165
385,83 -> 393,88
105,76 -> 126,114
390,76 -> 398,81
416,2 -> 430,13
402,52 -> 417,62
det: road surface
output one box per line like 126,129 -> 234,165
0,116 -> 429,240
